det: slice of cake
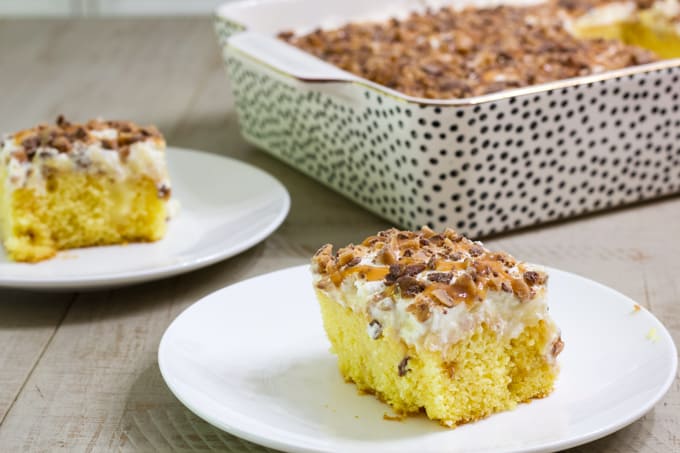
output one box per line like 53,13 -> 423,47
0,116 -> 173,262
311,227 -> 563,427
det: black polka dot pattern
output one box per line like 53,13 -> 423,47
221,39 -> 680,237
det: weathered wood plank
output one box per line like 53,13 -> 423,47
0,292 -> 73,424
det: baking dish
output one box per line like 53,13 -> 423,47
214,0 -> 680,237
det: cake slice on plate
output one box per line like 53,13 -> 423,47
311,227 -> 563,427
0,116 -> 172,262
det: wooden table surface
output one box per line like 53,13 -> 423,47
0,18 -> 678,453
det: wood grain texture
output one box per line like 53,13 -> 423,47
0,17 -> 677,452
0,292 -> 73,425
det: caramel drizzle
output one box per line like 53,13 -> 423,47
313,228 -> 545,310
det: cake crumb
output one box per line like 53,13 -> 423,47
383,412 -> 406,422
632,304 -> 641,313
646,328 -> 658,342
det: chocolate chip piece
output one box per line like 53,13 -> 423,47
278,30 -> 295,40
398,356 -> 411,377
397,276 -> 425,296
74,127 -> 88,140
157,184 -> 171,200
450,252 -> 463,261
468,245 -> 485,257
56,115 -> 68,127
427,272 -> 453,283
385,264 -> 402,285
102,139 -> 117,150
51,136 -> 72,153
403,263 -> 426,276
21,135 -> 40,152
501,282 -> 512,293
368,320 -> 383,340
523,271 -> 545,285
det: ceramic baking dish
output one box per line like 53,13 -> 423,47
214,0 -> 680,237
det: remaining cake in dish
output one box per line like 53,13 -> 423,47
311,227 -> 563,427
0,116 -> 173,262
279,0 -> 675,99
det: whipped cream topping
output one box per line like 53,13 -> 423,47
0,117 -> 171,200
312,228 -> 562,359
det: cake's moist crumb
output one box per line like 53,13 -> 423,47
312,227 -> 548,313
10,115 -> 163,162
279,1 -> 658,99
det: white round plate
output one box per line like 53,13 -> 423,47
0,148 -> 290,290
159,265 -> 677,453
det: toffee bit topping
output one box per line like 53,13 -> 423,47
406,299 -> 432,322
511,278 -> 531,302
311,227 -> 548,311
398,356 -> 411,377
8,116 -> 164,162
346,256 -> 361,268
367,319 -> 383,340
430,288 -> 456,308
385,264 -> 402,285
523,271 -> 546,285
450,252 -> 463,261
427,272 -> 453,283
551,336 -> 565,357
397,276 -> 425,296
403,263 -> 426,276
468,245 -> 485,257
280,1 -> 658,99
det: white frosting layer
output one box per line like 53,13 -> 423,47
313,249 -> 561,359
0,129 -> 171,197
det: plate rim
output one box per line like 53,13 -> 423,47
0,147 -> 291,290
158,264 -> 678,453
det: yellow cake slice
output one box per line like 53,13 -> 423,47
311,227 -> 563,427
0,116 -> 173,262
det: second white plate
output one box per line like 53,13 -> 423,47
159,265 -> 677,453
0,147 -> 290,290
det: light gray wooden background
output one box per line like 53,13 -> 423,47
0,18 -> 678,453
